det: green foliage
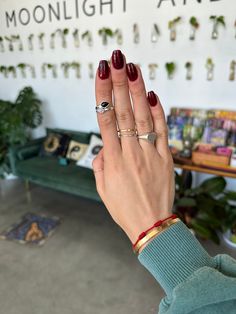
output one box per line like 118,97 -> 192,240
168,17 -> 182,29
63,28 -> 69,35
0,87 -> 43,176
210,15 -> 225,27
165,62 -> 176,75
185,62 -> 192,69
175,173 -> 236,244
190,17 -> 199,28
98,28 -> 114,37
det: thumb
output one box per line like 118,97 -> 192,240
92,148 -> 105,195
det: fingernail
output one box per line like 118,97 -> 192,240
147,91 -> 157,107
112,50 -> 124,69
126,63 -> 138,81
98,60 -> 110,79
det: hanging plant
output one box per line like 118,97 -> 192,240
229,60 -> 236,81
0,37 -> 5,52
148,63 -> 158,80
17,63 -> 27,78
168,17 -> 182,41
82,30 -> 93,46
12,35 -> 23,51
98,27 -> 114,45
73,29 -> 80,48
185,62 -> 193,80
165,62 -> 176,79
62,28 -> 69,48
189,17 -> 199,40
4,36 -> 14,51
205,58 -> 214,81
0,66 -> 8,78
28,34 -> 34,50
114,29 -> 123,45
8,66 -> 17,78
71,62 -> 81,78
50,32 -> 56,49
133,24 -> 140,44
61,62 -> 70,78
88,63 -> 94,79
151,24 -> 160,43
38,33 -> 45,50
210,16 -> 225,39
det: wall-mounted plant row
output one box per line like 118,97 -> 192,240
0,60 -> 235,81
0,16 -> 235,52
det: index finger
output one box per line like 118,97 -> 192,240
95,60 -> 121,158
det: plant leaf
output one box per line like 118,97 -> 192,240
199,176 -> 226,195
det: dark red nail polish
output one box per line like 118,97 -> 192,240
112,50 -> 124,69
98,60 -> 110,79
126,63 -> 138,81
147,91 -> 157,107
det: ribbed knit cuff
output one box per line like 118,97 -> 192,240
138,221 -> 217,296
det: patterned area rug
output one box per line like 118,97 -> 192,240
0,213 -> 61,246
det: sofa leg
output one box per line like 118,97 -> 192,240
25,180 -> 30,191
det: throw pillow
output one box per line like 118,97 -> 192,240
66,140 -> 88,161
76,134 -> 103,169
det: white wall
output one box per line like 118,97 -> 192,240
0,0 -> 236,188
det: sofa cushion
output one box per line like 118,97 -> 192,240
15,156 -> 100,201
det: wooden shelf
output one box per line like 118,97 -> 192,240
174,163 -> 236,179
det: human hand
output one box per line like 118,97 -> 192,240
93,50 -> 175,243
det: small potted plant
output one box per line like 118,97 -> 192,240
12,35 -> 23,51
0,36 -> 5,52
98,27 -> 113,45
148,63 -> 158,80
47,64 -> 57,78
165,62 -> 176,79
210,16 -> 225,39
185,62 -> 193,80
206,58 -> 214,81
229,60 -> 236,81
168,17 -> 182,41
73,29 -> 80,48
82,30 -> 93,47
234,20 -> 236,39
151,24 -> 160,43
27,64 -> 36,78
189,17 -> 199,40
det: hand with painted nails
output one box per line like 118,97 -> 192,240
93,50 -> 175,243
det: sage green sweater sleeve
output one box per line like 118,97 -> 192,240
138,221 -> 236,314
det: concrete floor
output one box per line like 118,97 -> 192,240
0,179 -> 236,314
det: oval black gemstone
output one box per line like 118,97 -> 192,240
101,102 -> 109,108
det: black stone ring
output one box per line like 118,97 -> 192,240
96,102 -> 114,114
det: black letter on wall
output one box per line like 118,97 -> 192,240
49,3 -> 60,21
83,0 -> 95,17
123,0 -> 126,12
157,0 -> 176,8
19,8 -> 30,25
100,0 -> 113,15
5,11 -> 16,28
63,1 -> 72,19
183,0 -> 201,4
33,6 -> 46,23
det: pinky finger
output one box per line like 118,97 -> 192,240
147,91 -> 170,158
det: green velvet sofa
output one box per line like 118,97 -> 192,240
8,128 -> 101,202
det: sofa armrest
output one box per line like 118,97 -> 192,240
8,137 -> 45,175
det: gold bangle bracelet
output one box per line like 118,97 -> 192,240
133,218 -> 180,254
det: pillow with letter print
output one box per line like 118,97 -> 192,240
66,140 -> 88,161
76,134 -> 103,169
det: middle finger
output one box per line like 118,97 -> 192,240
111,50 -> 137,145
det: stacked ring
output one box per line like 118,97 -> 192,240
118,128 -> 137,137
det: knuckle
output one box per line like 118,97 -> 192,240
157,128 -> 169,139
99,114 -> 114,128
116,110 -> 132,122
131,86 -> 145,98
112,78 -> 127,89
136,116 -> 153,130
